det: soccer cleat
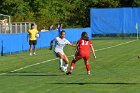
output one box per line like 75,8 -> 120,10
138,56 -> 140,59
66,72 -> 72,75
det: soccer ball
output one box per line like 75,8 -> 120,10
36,34 -> 40,38
61,66 -> 67,72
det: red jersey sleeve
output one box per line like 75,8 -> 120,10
89,40 -> 93,46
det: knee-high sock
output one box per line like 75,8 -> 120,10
64,63 -> 69,68
86,63 -> 90,72
69,60 -> 76,73
59,58 -> 63,68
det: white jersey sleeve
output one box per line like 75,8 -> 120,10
65,39 -> 71,45
54,37 -> 59,42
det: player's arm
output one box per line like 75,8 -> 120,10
74,44 -> 78,56
69,43 -> 76,47
50,39 -> 55,50
73,42 -> 79,60
36,30 -> 40,38
66,40 -> 76,47
90,44 -> 96,59
27,31 -> 30,42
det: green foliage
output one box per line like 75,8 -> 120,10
0,0 -> 139,30
93,0 -> 119,8
133,0 -> 140,7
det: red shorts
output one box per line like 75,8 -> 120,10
78,53 -> 90,60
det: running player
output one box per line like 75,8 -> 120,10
50,30 -> 75,72
66,32 -> 96,75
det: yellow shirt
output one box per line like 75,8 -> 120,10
28,29 -> 38,40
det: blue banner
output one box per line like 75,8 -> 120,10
90,8 -> 140,34
0,28 -> 91,55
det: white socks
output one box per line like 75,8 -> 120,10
59,58 -> 63,68
58,58 -> 69,69
64,64 -> 68,68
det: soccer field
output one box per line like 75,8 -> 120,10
0,39 -> 140,93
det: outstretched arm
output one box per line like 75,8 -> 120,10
73,42 -> 79,60
50,39 -> 54,50
90,44 -> 96,59
69,43 -> 76,47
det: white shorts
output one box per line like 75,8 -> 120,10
54,50 -> 64,56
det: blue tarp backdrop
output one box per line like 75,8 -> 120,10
0,28 -> 91,55
90,8 -> 140,34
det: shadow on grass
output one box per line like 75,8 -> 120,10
49,82 -> 139,85
0,72 -> 64,77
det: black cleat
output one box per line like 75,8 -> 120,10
138,56 -> 140,59
66,72 -> 72,75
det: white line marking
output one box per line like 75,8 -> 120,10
0,40 -> 136,76
95,40 -> 136,51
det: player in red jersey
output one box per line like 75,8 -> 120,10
66,32 -> 96,75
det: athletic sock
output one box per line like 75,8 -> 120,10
59,58 -> 63,68
64,64 -> 69,68
86,63 -> 90,74
69,60 -> 76,73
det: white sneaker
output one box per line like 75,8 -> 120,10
33,53 -> 36,55
87,71 -> 90,75
29,53 -> 32,56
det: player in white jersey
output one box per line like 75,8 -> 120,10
50,30 -> 75,72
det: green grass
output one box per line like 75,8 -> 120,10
0,39 -> 140,93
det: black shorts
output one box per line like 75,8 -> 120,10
29,40 -> 37,45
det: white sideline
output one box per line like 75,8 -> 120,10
0,40 -> 137,76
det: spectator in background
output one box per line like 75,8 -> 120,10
1,19 -> 9,33
41,26 -> 47,32
56,24 -> 60,30
0,19 -> 5,33
27,24 -> 39,56
58,23 -> 63,34
3,19 -> 9,33
49,24 -> 54,31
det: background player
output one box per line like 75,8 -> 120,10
27,24 -> 39,56
50,30 -> 75,72
66,32 -> 96,75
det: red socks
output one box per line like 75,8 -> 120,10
86,63 -> 90,72
69,60 -> 91,74
69,60 -> 76,73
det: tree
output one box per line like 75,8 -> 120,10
119,0 -> 134,7
93,0 -> 119,8
133,0 -> 140,7
0,0 -> 32,21
0,0 -> 140,30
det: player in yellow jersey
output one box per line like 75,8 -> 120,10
27,24 -> 39,56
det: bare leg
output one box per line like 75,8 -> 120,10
33,45 -> 36,55
56,52 -> 64,68
29,45 -> 32,56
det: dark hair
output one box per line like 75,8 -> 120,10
31,24 -> 35,29
81,32 -> 89,41
60,30 -> 65,35
31,23 -> 34,27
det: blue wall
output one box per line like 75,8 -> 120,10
90,8 -> 140,34
0,28 -> 91,55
